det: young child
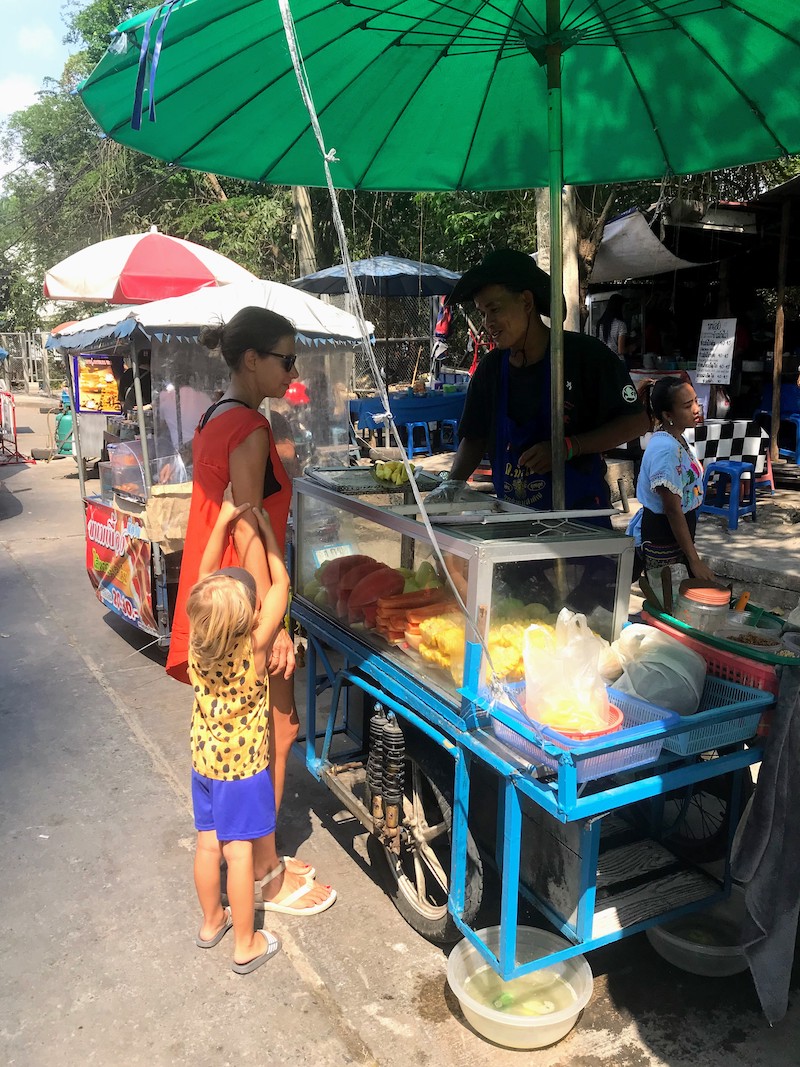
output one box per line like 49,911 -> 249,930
187,493 -> 335,975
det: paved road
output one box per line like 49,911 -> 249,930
2,396 -> 799,1066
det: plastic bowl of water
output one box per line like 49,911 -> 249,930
446,927 -> 593,1049
646,888 -> 748,977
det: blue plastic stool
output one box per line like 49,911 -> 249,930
700,460 -> 756,531
439,418 -> 459,452
755,410 -> 800,464
404,421 -> 432,456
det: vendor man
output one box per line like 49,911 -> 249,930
429,249 -> 649,513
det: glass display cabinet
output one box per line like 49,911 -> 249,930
293,473 -> 635,709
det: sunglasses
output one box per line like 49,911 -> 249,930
259,350 -> 297,372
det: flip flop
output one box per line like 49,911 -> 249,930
283,856 -> 316,881
231,929 -> 282,975
260,881 -> 337,916
222,858 -> 315,908
195,908 -> 233,949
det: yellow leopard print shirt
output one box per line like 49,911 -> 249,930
189,635 -> 269,780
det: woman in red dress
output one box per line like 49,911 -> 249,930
167,307 -> 309,873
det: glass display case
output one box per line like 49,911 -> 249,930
293,475 -> 635,708
107,439 -> 189,502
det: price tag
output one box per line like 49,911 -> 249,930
313,543 -> 356,567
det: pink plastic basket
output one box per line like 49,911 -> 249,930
641,610 -> 778,695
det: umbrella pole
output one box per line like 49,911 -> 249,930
131,344 -> 153,495
546,2 -> 565,512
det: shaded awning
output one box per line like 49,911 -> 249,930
591,209 -> 707,283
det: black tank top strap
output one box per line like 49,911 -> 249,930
198,397 -> 252,430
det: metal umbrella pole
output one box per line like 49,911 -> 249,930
546,0 -> 565,514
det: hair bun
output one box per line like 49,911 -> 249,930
199,323 -> 224,351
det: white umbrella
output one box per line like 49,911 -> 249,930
44,226 -> 257,304
47,278 -> 373,349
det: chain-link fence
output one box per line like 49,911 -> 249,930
327,294 -> 476,392
0,332 -> 53,395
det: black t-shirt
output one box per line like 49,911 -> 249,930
459,330 -> 643,451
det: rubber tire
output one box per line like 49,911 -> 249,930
366,742 -> 484,945
641,759 -> 755,863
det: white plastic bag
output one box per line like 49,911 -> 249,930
523,608 -> 610,732
601,624 -> 706,716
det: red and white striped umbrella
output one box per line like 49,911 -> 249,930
44,226 -> 257,304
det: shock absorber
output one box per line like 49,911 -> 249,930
367,704 -> 389,828
382,716 -> 405,850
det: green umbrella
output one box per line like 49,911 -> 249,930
79,0 -> 800,507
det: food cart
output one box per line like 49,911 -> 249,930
46,279 -> 370,643
288,469 -> 773,997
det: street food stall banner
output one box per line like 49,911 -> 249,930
85,500 -> 158,634
696,319 -> 737,385
72,353 -> 122,414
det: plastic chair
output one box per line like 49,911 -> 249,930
439,418 -> 459,452
754,409 -> 800,464
700,460 -> 756,531
404,421 -> 432,456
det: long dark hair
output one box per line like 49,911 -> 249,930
596,294 -> 625,343
199,306 -> 295,372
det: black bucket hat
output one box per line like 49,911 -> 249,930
446,248 -> 556,316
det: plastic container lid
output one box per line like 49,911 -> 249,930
682,587 -> 731,606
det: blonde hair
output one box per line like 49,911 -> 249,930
186,572 -> 256,668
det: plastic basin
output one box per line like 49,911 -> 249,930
551,702 -> 624,742
646,888 -> 748,977
446,927 -> 593,1049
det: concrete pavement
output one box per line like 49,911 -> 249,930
2,393 -> 800,1066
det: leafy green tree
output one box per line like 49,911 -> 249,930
64,1 -> 152,73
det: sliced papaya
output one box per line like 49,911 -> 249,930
376,586 -> 450,612
406,599 -> 460,625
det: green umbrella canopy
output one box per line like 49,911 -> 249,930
78,0 -> 800,511
79,0 -> 800,192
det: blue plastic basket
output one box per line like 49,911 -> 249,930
659,675 -> 774,755
489,692 -> 679,783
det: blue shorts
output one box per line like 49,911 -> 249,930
191,767 -> 276,842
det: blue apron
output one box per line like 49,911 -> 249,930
492,349 -> 609,512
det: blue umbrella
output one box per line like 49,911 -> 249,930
292,255 -> 460,298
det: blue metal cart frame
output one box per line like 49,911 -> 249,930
293,596 -> 770,982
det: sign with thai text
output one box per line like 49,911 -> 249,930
85,500 -> 157,634
695,318 -> 736,384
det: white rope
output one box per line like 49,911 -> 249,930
278,0 -> 503,692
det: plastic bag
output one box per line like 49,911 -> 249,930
523,608 -> 610,733
600,624 -> 706,716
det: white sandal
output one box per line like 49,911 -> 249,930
256,861 -> 337,915
283,855 -> 316,881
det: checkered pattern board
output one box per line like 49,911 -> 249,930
684,420 -> 768,475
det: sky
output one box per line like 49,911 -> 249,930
2,1 -> 75,124
1,1 -> 77,181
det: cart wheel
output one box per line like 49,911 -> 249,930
641,756 -> 754,863
366,747 -> 483,945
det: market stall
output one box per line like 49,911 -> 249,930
47,279 -> 371,642
287,470 -> 784,1042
